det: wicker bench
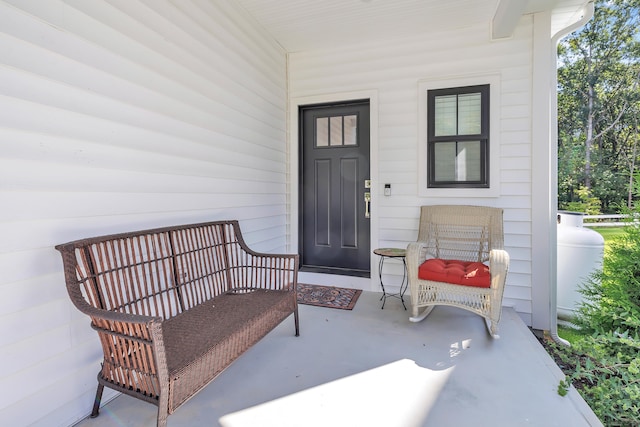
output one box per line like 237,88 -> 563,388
55,220 -> 299,427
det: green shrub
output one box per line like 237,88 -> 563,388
575,222 -> 640,335
555,206 -> 640,425
556,332 -> 640,426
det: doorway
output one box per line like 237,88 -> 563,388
299,100 -> 371,277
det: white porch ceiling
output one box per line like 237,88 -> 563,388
235,0 -> 592,52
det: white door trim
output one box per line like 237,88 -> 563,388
289,90 -> 379,291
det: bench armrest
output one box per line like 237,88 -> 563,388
229,251 -> 299,292
87,308 -> 168,402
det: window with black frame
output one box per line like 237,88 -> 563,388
427,84 -> 489,188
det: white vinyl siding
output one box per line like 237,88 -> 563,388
289,18 -> 535,324
0,1 -> 286,425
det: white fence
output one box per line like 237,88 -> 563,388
583,214 -> 638,227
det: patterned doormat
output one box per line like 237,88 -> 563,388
296,283 -> 362,310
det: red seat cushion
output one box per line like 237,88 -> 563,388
418,259 -> 491,288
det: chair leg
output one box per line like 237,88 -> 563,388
409,305 -> 434,323
157,407 -> 168,427
294,309 -> 300,337
90,384 -> 104,418
484,318 -> 500,339
156,388 -> 170,427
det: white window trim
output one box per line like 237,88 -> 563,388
418,73 -> 501,198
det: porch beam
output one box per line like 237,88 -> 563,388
492,0 -> 529,39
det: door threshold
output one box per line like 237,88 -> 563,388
300,266 -> 370,278
298,271 -> 372,290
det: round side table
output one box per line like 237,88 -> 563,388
373,248 -> 408,310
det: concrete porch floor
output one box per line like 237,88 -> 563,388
73,291 -> 602,427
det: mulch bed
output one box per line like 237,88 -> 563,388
531,329 -> 593,393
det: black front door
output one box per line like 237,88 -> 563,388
300,100 -> 370,277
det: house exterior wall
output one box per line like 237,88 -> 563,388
288,18 -> 537,325
0,1 -> 287,425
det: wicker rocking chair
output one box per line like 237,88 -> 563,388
406,205 -> 509,338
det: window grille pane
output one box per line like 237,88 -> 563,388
434,95 -> 457,136
434,141 -> 481,182
456,141 -> 481,180
330,116 -> 343,146
316,117 -> 328,147
434,142 -> 457,181
343,115 -> 357,145
458,93 -> 481,135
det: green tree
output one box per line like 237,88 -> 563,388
558,0 -> 640,212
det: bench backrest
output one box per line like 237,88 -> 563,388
56,221 -> 248,320
416,205 -> 504,263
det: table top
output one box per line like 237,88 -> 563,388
373,247 -> 406,257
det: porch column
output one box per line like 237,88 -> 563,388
531,10 -> 555,331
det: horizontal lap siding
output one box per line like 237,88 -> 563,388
289,19 -> 534,323
0,1 -> 286,425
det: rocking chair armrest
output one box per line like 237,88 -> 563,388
406,241 -> 429,269
489,249 -> 510,290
